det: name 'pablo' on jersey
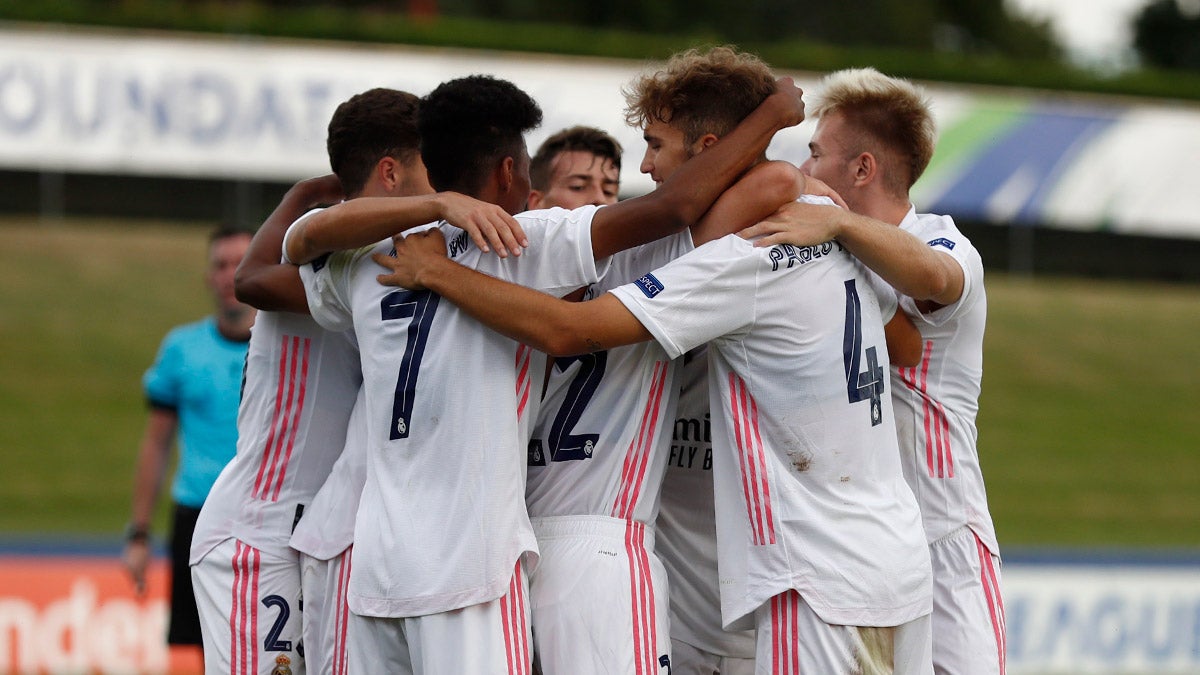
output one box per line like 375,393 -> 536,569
768,241 -> 843,272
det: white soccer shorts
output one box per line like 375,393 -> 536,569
299,546 -> 353,675
347,561 -> 532,675
191,537 -> 305,675
929,526 -> 1006,675
530,515 -> 672,675
753,589 -> 933,675
671,638 -> 755,675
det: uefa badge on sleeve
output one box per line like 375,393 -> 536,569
634,272 -> 665,298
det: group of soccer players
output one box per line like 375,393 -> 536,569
187,44 -> 1002,675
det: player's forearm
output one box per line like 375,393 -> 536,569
128,415 -> 174,529
415,258 -> 592,356
237,266 -> 309,313
835,211 -> 962,304
238,175 -> 342,311
592,87 -> 801,258
287,194 -> 447,264
692,161 -> 805,246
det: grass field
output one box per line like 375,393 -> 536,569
2,218 -> 1198,549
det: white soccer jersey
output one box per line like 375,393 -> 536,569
872,207 -> 998,555
191,210 -> 361,565
289,387 -> 368,562
611,231 -> 932,630
656,346 -> 755,658
525,231 -> 692,523
289,355 -> 545,559
299,206 -> 604,618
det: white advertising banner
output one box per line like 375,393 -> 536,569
1005,561 -> 1200,674
0,27 -> 815,196
2,26 -> 1200,237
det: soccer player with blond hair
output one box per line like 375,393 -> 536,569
744,66 -> 1003,674
374,52 -> 934,675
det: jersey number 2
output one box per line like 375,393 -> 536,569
529,352 -> 607,464
381,289 -> 440,440
843,279 -> 885,426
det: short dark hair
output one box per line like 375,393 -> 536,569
530,126 -> 623,191
326,88 -> 422,196
208,223 -> 252,245
418,75 -> 542,194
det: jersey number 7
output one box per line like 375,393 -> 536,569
381,288 -> 440,440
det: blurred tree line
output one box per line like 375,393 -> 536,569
310,0 -> 1062,60
5,0 -> 1200,98
1134,0 -> 1200,71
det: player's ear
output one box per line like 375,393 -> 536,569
527,188 -> 546,210
692,133 -> 720,155
497,155 -> 515,194
377,156 -> 401,191
853,152 -> 876,187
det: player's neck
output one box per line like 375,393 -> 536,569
854,193 -> 911,227
216,307 -> 255,342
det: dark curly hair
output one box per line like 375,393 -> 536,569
326,88 -> 421,197
418,75 -> 543,194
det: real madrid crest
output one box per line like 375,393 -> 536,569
270,654 -> 293,675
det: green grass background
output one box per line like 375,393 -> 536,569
2,218 -> 1198,548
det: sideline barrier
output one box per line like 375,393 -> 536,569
1004,553 -> 1200,674
0,555 -> 201,675
1,548 -> 1198,673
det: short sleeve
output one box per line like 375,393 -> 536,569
142,330 -> 183,409
470,205 -> 606,296
897,213 -> 983,327
280,208 -> 326,264
898,243 -> 981,328
610,236 -> 757,359
299,247 -> 364,333
598,230 -> 694,293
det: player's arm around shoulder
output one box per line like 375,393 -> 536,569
588,78 -> 808,260
691,160 -> 807,246
742,204 -> 964,308
839,213 -> 965,309
284,192 -> 525,265
237,174 -> 344,313
908,220 -> 983,317
373,228 -> 650,356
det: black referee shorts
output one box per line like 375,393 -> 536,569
167,503 -> 203,646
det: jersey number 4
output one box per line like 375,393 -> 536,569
528,351 -> 607,465
843,279 -> 885,426
381,288 -> 440,440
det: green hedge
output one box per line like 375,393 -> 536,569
4,0 -> 1200,101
